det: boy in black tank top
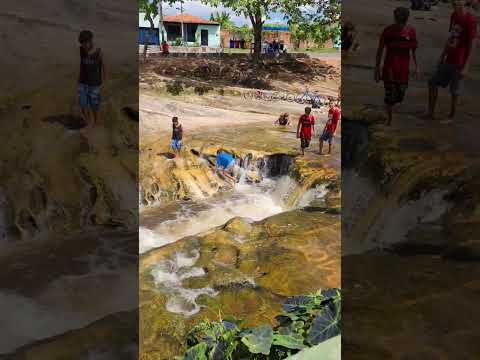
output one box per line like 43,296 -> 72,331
78,30 -> 107,138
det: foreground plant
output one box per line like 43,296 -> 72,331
177,288 -> 341,359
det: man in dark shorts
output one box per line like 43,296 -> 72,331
78,30 -> 106,138
320,99 -> 341,155
297,107 -> 315,156
375,7 -> 418,126
427,0 -> 477,123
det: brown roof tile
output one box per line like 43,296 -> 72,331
163,13 -> 219,25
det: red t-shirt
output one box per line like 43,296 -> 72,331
380,24 -> 418,84
299,114 -> 315,139
162,43 -> 169,52
445,12 -> 477,67
325,107 -> 341,134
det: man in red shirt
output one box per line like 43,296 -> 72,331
427,0 -> 477,123
320,99 -> 341,155
161,41 -> 169,56
375,7 -> 419,126
296,107 -> 315,156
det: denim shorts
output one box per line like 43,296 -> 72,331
429,63 -> 463,96
78,83 -> 101,111
171,139 -> 182,151
320,131 -> 334,144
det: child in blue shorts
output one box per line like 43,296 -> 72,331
78,30 -> 106,136
171,117 -> 183,156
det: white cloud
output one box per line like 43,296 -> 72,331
162,1 -> 288,27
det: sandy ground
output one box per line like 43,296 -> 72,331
140,92 -> 331,140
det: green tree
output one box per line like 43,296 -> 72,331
288,0 -> 340,48
210,11 -> 235,31
203,0 -> 340,58
139,0 -> 181,59
139,0 -> 159,60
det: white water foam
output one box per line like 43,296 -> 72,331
150,251 -> 218,316
142,176 -> 330,316
342,169 -> 452,255
140,177 -> 289,254
297,183 -> 330,208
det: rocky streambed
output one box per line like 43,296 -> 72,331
341,107 -> 480,358
139,122 -> 341,359
0,73 -> 139,358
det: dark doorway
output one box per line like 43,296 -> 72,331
186,24 -> 198,43
201,29 -> 208,46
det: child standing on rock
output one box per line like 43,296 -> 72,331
78,30 -> 106,139
375,7 -> 418,126
427,0 -> 477,123
320,99 -> 341,156
297,107 -> 315,156
171,117 -> 183,157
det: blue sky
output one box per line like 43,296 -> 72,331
163,1 -> 288,26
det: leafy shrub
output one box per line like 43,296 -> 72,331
166,80 -> 184,96
175,37 -> 183,46
176,288 -> 341,359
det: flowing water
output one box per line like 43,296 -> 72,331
139,175 -> 320,254
139,172 -> 329,316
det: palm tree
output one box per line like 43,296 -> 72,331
210,11 -> 234,31
210,11 -> 234,48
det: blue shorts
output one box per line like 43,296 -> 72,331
429,63 -> 463,96
171,139 -> 182,151
320,131 -> 334,144
78,83 -> 101,111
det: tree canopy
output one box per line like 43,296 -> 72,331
210,11 -> 235,31
202,0 -> 340,54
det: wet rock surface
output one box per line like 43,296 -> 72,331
0,73 -> 139,356
0,75 -> 138,242
140,208 -> 340,359
139,91 -> 341,358
342,0 -> 480,357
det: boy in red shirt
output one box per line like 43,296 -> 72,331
427,0 -> 477,123
320,99 -> 341,155
296,107 -> 315,156
375,7 -> 419,126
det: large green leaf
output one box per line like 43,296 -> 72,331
286,336 -> 341,360
186,320 -> 224,348
183,342 -> 208,360
272,333 -> 307,350
306,301 -> 341,345
240,325 -> 273,355
211,339 -> 236,360
319,288 -> 341,302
